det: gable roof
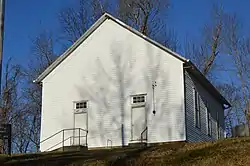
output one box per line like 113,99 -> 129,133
184,61 -> 231,108
34,13 -> 188,83
34,12 -> 231,108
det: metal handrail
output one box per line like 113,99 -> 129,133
45,135 -> 88,152
107,139 -> 112,148
40,129 -> 64,144
140,127 -> 148,143
45,136 -> 73,152
40,128 -> 88,144
40,128 -> 88,152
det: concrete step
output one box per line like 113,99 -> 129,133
52,145 -> 88,152
128,142 -> 147,148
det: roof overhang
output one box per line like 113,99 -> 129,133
184,61 -> 231,109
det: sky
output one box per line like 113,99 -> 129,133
2,0 -> 250,71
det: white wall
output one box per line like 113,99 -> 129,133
40,19 -> 185,151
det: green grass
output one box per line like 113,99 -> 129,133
2,137 -> 250,166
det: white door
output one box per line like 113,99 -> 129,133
73,112 -> 87,145
131,106 -> 146,141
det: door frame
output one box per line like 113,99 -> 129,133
72,100 -> 89,145
130,94 -> 147,142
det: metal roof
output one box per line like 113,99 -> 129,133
184,61 -> 231,108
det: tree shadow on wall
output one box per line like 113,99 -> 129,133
75,42 -> 135,147
75,39 -> 184,147
143,43 -> 185,142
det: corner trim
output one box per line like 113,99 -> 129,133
183,65 -> 187,141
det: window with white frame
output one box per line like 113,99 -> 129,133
132,95 -> 146,104
194,89 -> 201,128
74,101 -> 88,109
207,106 -> 212,136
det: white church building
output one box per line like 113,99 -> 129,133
34,13 -> 230,152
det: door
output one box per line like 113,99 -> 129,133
131,106 -> 146,141
73,112 -> 87,145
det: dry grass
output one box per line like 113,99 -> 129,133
86,137 -> 250,166
2,137 -> 250,165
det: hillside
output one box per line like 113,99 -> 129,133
1,137 -> 250,166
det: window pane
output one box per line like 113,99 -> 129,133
75,101 -> 88,109
76,103 -> 79,109
198,110 -> 200,127
141,97 -> 145,102
139,97 -> 142,102
209,120 -> 212,135
196,108 -> 200,128
207,110 -> 212,136
133,97 -> 136,103
83,102 -> 87,108
133,95 -> 145,103
195,91 -> 198,108
79,103 -> 83,108
195,110 -> 198,126
194,89 -> 200,128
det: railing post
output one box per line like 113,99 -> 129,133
86,130 -> 88,146
79,128 -> 80,146
107,139 -> 112,148
140,127 -> 148,143
62,130 -> 64,152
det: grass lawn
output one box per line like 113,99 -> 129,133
1,137 -> 250,166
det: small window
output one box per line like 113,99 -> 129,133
207,107 -> 212,136
132,95 -> 145,104
75,101 -> 87,109
194,89 -> 201,128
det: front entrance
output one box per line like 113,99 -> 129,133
73,101 -> 88,146
131,106 -> 147,141
73,112 -> 87,145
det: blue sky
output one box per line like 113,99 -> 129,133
2,0 -> 250,70
169,0 -> 250,47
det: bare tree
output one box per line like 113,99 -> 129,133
0,58 -> 26,153
185,5 -> 225,79
0,58 -> 21,123
217,82 -> 244,136
223,13 -> 250,125
57,0 -> 177,50
118,0 -> 178,50
58,0 -> 110,45
183,5 -> 250,135
30,31 -> 57,73
18,31 -> 58,152
118,0 -> 169,36
202,5 -> 224,76
0,57 -> 44,153
58,0 -> 91,44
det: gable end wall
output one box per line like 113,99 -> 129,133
40,19 -> 186,151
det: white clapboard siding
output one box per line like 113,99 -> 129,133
184,70 -> 225,142
40,18 -> 186,151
